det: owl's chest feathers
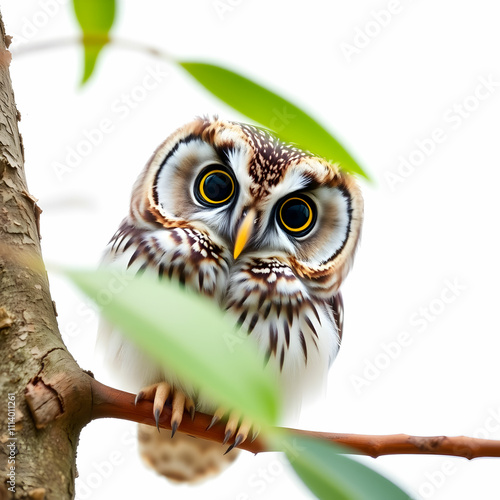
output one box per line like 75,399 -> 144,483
109,224 -> 338,407
224,258 -> 337,369
223,258 -> 339,413
111,223 -> 231,298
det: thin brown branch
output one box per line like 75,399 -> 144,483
12,35 -> 173,62
87,378 -> 500,460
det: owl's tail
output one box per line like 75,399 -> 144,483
138,424 -> 239,483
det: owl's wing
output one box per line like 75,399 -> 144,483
331,292 -> 344,343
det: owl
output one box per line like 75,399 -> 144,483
98,116 -> 363,482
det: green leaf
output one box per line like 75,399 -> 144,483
80,44 -> 103,84
72,0 -> 116,84
65,268 -> 280,427
277,433 -> 412,500
179,62 -> 369,180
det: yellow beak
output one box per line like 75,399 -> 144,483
233,208 -> 256,259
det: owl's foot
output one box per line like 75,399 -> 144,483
206,408 -> 258,454
134,382 -> 195,437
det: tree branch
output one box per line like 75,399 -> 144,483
25,374 -> 500,460
13,35 -> 173,62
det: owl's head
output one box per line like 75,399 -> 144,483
130,117 -> 363,292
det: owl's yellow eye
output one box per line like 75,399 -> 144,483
278,195 -> 316,236
196,168 -> 235,205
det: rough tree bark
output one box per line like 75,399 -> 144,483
0,9 -> 91,499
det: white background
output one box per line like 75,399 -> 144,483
3,0 -> 500,498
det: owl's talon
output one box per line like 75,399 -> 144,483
171,420 -> 179,438
223,410 -> 240,442
135,382 -> 194,435
224,433 -> 244,455
188,404 -> 196,421
206,407 -> 226,430
207,408 -> 250,450
154,408 -> 161,432
234,417 -> 252,445
134,391 -> 144,405
250,426 -> 261,443
186,396 -> 196,421
222,429 -> 232,445
224,417 -> 251,453
171,391 -> 186,434
206,415 -> 220,431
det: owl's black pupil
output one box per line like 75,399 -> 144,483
204,172 -> 232,201
282,200 -> 309,228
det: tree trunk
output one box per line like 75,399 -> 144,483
0,9 -> 90,499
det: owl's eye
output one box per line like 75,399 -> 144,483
195,167 -> 235,206
277,195 -> 317,236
